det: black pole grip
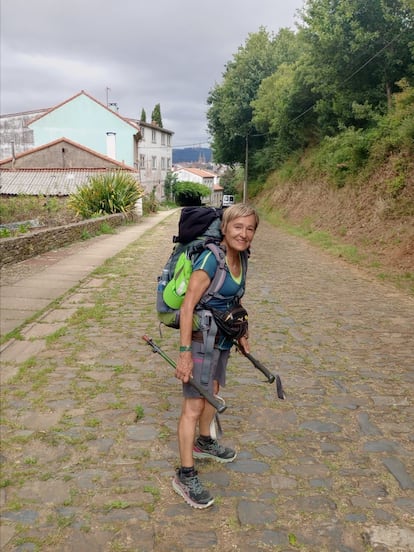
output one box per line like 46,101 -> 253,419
142,335 -> 227,413
241,350 -> 276,383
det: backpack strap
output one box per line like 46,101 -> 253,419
198,243 -> 227,306
196,245 -> 248,387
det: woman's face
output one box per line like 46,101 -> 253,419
222,214 -> 257,252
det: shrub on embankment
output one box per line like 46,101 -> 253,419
255,84 -> 414,294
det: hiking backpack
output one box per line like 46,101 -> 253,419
156,206 -> 247,329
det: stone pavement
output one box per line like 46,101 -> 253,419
0,211 -> 413,552
0,210 -> 175,339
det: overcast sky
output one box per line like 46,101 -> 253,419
1,0 -> 304,147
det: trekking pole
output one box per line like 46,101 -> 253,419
234,342 -> 286,400
142,335 -> 227,413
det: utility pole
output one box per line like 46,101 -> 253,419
243,134 -> 248,203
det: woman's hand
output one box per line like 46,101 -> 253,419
238,334 -> 250,354
175,352 -> 193,383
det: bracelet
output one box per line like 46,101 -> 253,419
179,345 -> 192,352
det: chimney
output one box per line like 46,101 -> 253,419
106,132 -> 116,159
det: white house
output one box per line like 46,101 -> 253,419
173,167 -> 223,207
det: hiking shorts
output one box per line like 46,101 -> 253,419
182,341 -> 230,399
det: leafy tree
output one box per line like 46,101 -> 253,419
299,0 -> 414,133
140,108 -> 147,122
151,103 -> 163,127
207,27 -> 308,179
207,28 -> 287,170
174,182 -> 210,206
219,166 -> 240,196
164,171 -> 178,201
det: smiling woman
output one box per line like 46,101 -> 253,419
171,203 -> 260,509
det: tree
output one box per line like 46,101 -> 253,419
299,0 -> 414,133
140,108 -> 147,122
164,171 -> 178,201
207,27 -> 306,177
174,182 -> 211,206
151,103 -> 163,127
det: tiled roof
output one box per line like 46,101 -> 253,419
0,169 -> 140,196
177,167 -> 216,178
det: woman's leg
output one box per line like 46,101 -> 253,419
177,396 -> 204,467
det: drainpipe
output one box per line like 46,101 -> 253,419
11,140 -> 16,168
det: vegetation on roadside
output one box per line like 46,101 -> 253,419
207,0 -> 413,182
0,195 -> 76,226
68,172 -> 144,219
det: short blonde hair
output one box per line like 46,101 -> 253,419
221,203 -> 259,234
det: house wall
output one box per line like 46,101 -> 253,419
0,110 -> 46,159
137,123 -> 172,198
0,141 -> 123,169
29,95 -> 137,166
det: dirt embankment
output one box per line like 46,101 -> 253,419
258,154 -> 414,292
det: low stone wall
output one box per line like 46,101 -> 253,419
0,212 -> 137,267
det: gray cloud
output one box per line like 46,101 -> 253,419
0,0 -> 303,146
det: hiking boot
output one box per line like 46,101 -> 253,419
193,436 -> 237,463
172,469 -> 214,509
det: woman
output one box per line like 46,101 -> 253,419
173,203 -> 259,508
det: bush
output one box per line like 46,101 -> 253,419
174,182 -> 211,206
68,172 -> 144,219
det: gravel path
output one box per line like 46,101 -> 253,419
1,212 -> 413,551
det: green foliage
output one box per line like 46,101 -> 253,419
151,103 -> 163,128
68,172 -> 144,219
0,195 -> 72,224
142,188 -> 160,214
207,1 -> 414,179
207,27 -> 291,169
314,128 -> 372,185
174,182 -> 211,206
140,108 -> 147,122
163,171 -> 178,201
0,228 -> 11,238
219,167 -> 240,196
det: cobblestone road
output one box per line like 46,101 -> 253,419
1,212 -> 413,551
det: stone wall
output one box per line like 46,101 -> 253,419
0,213 -> 137,267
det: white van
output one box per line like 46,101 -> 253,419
222,195 -> 235,207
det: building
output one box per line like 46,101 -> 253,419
173,167 -> 223,207
0,91 -> 173,198
0,137 -> 140,196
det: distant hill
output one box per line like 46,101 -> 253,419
173,147 -> 212,164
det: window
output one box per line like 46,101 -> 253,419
152,129 -> 156,143
167,158 -> 171,169
141,128 -> 145,140
152,156 -> 157,170
161,157 -> 165,170
139,154 -> 145,169
167,135 -> 171,146
161,134 -> 166,145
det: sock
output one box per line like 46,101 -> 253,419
199,434 -> 214,444
180,466 -> 195,477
